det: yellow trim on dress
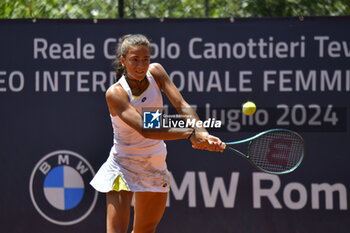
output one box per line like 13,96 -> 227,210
112,175 -> 129,192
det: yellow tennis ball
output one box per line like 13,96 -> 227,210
242,101 -> 256,116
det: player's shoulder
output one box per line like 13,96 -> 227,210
149,62 -> 165,74
149,63 -> 167,88
106,82 -> 121,96
106,82 -> 128,103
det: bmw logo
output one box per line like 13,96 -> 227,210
29,150 -> 98,225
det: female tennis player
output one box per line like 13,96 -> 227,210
90,34 -> 225,233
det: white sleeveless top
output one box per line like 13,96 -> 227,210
112,72 -> 166,155
90,72 -> 170,193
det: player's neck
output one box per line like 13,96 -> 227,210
125,74 -> 149,96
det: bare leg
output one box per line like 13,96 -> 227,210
106,190 -> 134,233
132,192 -> 168,233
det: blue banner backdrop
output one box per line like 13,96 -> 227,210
0,17 -> 349,233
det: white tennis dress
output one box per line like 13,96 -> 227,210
90,72 -> 170,193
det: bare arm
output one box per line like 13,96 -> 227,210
149,63 -> 224,151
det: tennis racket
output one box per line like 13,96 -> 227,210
225,129 -> 305,175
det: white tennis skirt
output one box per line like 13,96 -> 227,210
90,146 -> 170,193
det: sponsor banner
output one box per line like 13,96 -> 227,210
0,17 -> 349,233
29,150 -> 98,226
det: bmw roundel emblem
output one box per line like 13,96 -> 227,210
29,150 -> 98,225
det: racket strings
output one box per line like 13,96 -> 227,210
249,131 -> 304,173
